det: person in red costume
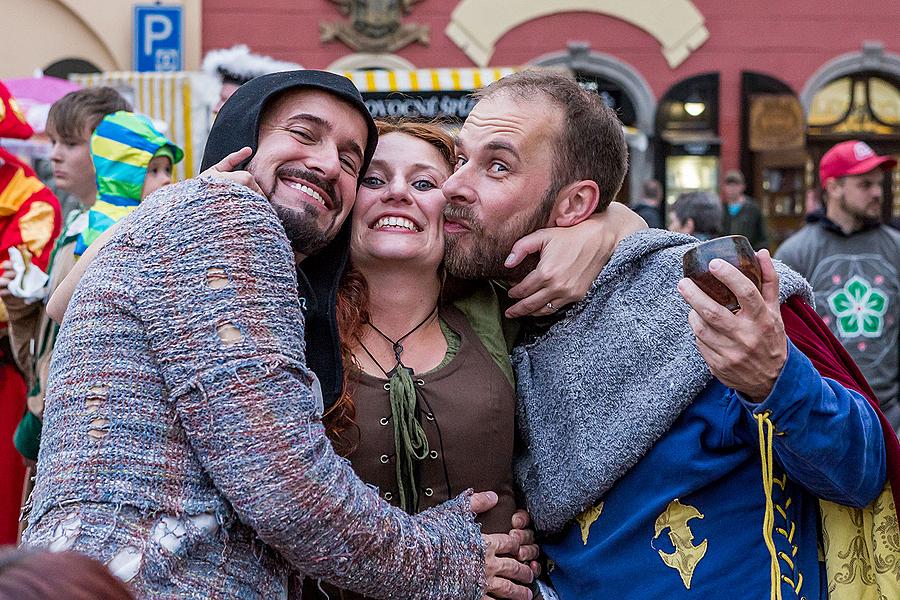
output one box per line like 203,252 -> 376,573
0,80 -> 61,544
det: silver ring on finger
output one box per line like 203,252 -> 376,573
546,301 -> 555,311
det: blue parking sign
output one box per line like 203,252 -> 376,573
134,5 -> 183,72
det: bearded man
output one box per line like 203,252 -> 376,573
441,70 -> 900,600
22,71 -> 531,599
776,141 -> 899,434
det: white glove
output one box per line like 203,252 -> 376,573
7,246 -> 49,303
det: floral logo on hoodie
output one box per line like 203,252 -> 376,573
827,275 -> 889,338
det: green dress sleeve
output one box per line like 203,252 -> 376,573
452,280 -> 517,388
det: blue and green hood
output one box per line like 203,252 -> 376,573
75,110 -> 183,256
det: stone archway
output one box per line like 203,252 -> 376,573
531,42 -> 657,203
447,0 -> 708,69
800,42 -> 900,112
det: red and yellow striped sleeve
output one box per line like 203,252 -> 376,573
0,150 -> 62,271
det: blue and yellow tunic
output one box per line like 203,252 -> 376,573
544,342 -> 886,599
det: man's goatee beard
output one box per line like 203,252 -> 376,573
271,203 -> 331,256
267,166 -> 339,256
442,190 -> 554,282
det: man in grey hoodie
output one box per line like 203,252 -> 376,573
776,140 -> 899,433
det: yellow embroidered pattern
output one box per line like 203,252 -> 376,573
774,475 -> 805,597
757,411 -> 785,599
576,501 -> 604,545
820,486 -> 900,599
653,499 -> 708,590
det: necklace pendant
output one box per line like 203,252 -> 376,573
389,365 -> 415,378
364,304 -> 437,379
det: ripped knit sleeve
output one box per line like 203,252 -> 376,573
133,178 -> 485,599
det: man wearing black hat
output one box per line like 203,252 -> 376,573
22,71 -> 533,599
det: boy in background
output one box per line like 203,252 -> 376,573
0,88 -> 128,469
667,191 -> 723,241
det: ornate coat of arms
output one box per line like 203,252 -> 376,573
320,0 -> 429,53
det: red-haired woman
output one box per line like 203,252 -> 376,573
307,119 -> 639,600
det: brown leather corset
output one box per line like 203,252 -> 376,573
303,306 -> 517,600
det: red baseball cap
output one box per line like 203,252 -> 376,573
0,80 -> 33,140
820,140 -> 897,188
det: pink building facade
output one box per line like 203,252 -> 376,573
203,0 -> 900,241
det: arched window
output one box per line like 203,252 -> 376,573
530,42 -> 656,204
808,73 -> 900,136
806,72 -> 900,220
655,73 -> 720,208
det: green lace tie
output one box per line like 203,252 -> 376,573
388,366 -> 430,511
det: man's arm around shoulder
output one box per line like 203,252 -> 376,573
134,179 -> 487,599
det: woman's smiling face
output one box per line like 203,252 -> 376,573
351,131 -> 452,270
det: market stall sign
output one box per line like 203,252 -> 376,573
340,67 -> 518,118
362,91 -> 475,119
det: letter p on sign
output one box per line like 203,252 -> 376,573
144,15 -> 172,56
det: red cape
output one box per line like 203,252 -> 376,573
782,295 -> 900,518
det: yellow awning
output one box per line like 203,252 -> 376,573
339,67 -> 519,94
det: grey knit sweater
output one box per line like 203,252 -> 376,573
22,178 -> 485,599
512,229 -> 812,533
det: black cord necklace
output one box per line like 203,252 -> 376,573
356,304 -> 439,512
360,304 -> 439,375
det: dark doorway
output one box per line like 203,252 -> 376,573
655,73 -> 721,220
43,59 -> 101,80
